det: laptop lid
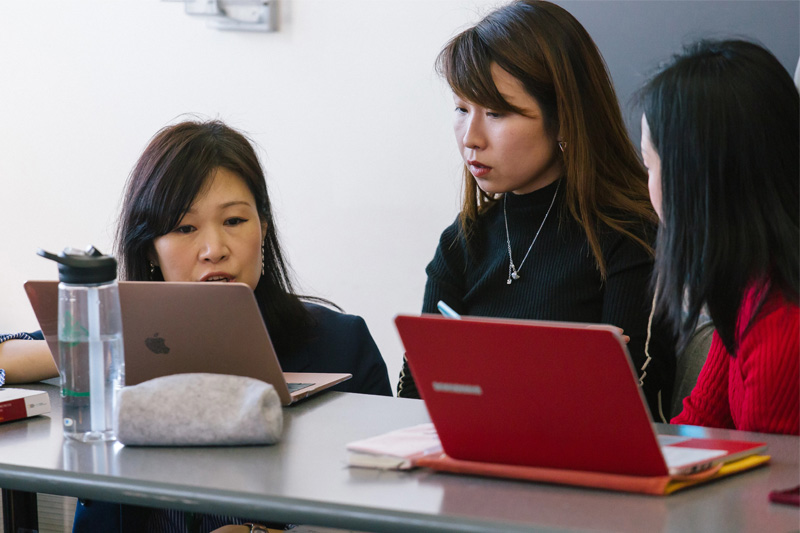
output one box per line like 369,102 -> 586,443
395,314 -> 765,477
25,281 -> 350,406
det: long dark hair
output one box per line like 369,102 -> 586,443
437,0 -> 656,276
641,39 -> 800,353
115,119 -> 313,353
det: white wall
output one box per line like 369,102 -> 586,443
2,0 -> 797,391
0,0 -> 487,387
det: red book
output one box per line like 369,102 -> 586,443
0,388 -> 51,423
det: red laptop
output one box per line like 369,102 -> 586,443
395,314 -> 766,477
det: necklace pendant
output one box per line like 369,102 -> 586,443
502,179 -> 560,287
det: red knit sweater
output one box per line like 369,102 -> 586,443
672,285 -> 799,435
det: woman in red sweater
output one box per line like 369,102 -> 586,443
639,40 -> 799,435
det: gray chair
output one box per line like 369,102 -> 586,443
671,318 -> 715,418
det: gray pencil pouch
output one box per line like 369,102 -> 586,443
116,373 -> 283,446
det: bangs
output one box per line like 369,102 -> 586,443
143,135 -> 218,238
150,169 -> 206,238
436,29 -> 520,114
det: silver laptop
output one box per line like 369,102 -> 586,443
24,280 -> 351,405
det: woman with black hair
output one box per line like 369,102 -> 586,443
640,40 -> 799,435
2,120 -> 392,396
1,119 -> 392,531
115,120 -> 390,397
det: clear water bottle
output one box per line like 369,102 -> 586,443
39,246 -> 125,442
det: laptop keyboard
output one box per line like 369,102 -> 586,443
287,382 -> 314,393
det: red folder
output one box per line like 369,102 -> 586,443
415,453 -> 771,496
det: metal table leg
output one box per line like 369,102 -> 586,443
1,489 -> 38,533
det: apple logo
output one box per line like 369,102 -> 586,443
145,333 -> 170,354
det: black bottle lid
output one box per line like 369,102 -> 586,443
38,246 -> 118,285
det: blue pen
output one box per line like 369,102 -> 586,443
436,300 -> 461,319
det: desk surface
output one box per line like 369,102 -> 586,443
0,383 -> 798,533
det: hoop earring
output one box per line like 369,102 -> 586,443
261,243 -> 265,276
148,261 -> 156,281
558,141 -> 566,153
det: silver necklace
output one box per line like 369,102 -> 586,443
503,180 -> 560,285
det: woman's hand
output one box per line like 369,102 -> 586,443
615,327 -> 631,344
585,325 -> 630,344
0,340 -> 58,384
210,525 -> 280,533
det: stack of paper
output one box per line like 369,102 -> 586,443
346,423 -> 443,470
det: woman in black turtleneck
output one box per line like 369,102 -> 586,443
397,0 -> 676,420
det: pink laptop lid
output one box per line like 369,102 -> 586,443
395,314 -> 670,477
25,280 -> 351,406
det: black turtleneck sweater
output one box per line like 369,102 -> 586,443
398,179 -> 676,419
